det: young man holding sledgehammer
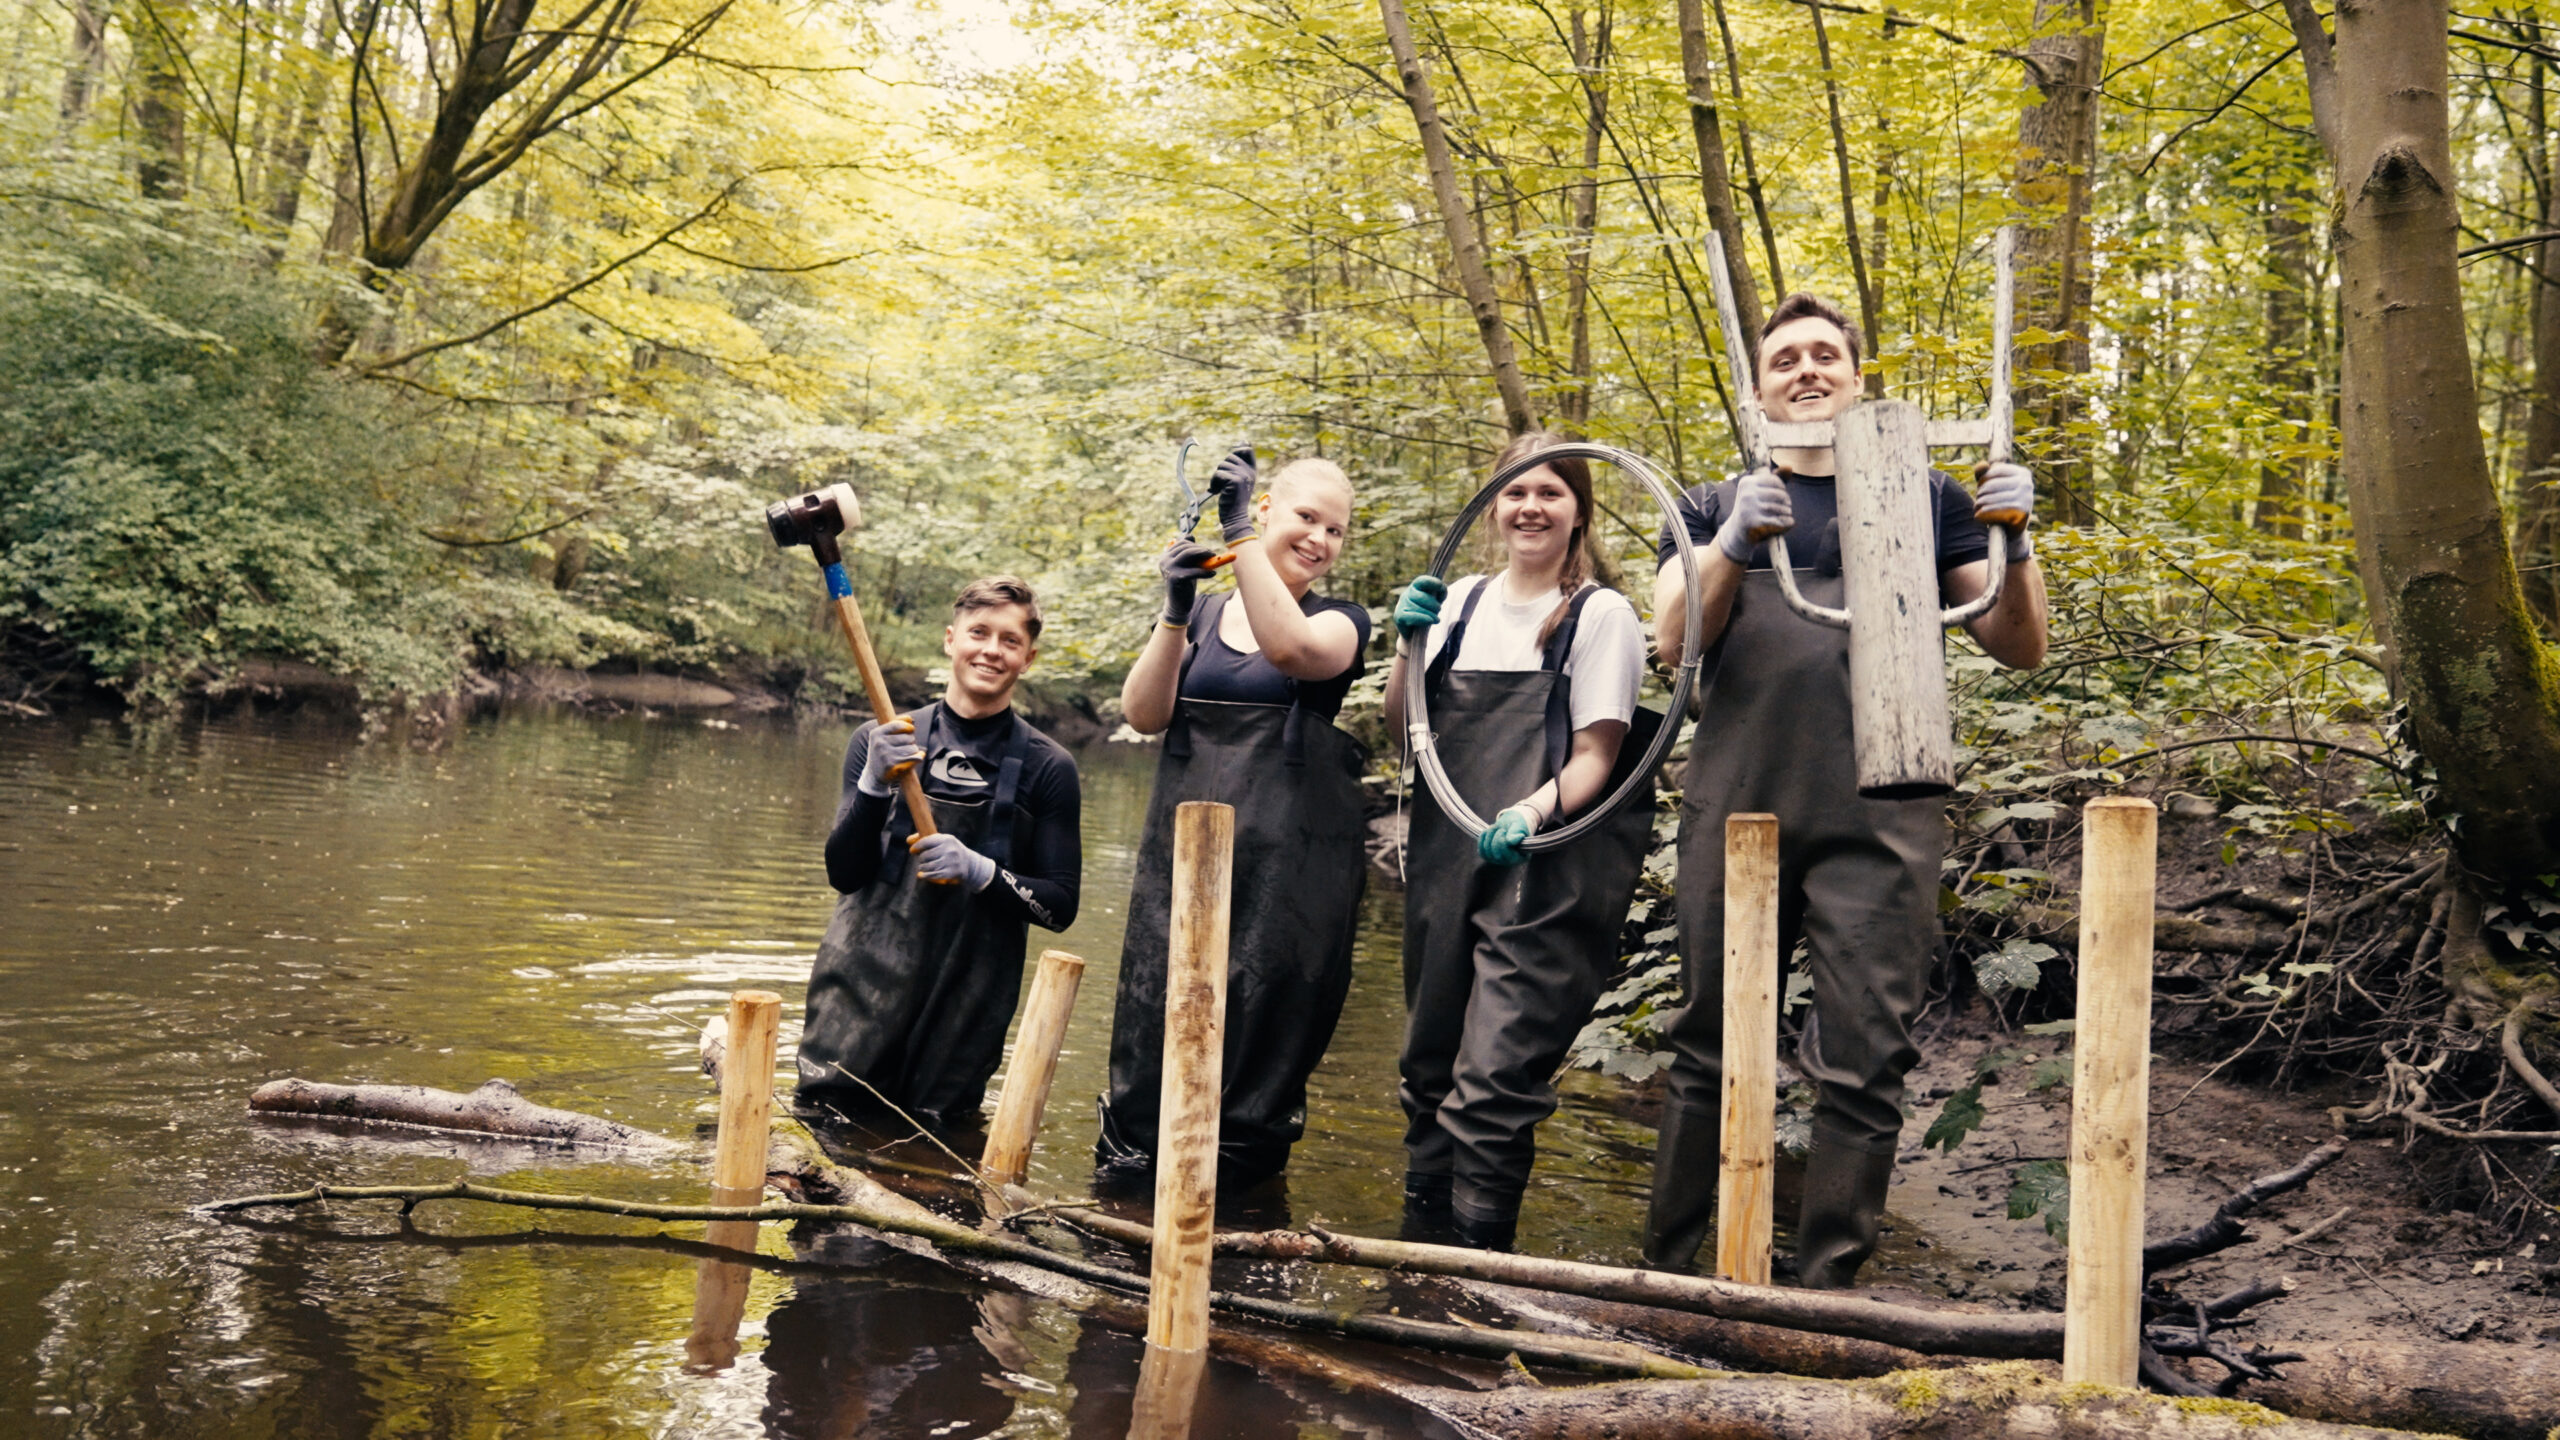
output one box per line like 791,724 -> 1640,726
1645,293 -> 2048,1287
797,576 -> 1084,1135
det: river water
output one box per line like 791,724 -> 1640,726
0,706 -> 1662,1438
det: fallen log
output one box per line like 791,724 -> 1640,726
1449,1279 -> 1979,1380
2235,1340 -> 2560,1440
1047,1207 -> 2063,1360
248,1077 -> 682,1152
1413,1363 -> 2437,1439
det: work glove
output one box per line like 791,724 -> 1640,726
909,832 -> 997,891
1159,541 -> 1222,627
1393,574 -> 1447,641
1478,806 -> 1536,866
1972,461 -> 2036,561
1715,468 -> 1793,564
856,716 -> 922,797
1213,445 -> 1259,545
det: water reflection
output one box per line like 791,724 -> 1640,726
0,706 -> 1655,1437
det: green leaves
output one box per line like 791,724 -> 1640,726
1923,1081 -> 1988,1153
1973,938 -> 2058,999
2007,1160 -> 2071,1241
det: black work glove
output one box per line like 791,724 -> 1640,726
1213,445 -> 1258,545
1159,541 -> 1221,627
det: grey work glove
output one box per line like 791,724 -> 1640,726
1213,446 -> 1259,544
857,716 -> 922,797
1159,541 -> 1221,627
1715,469 -> 1794,564
1972,461 -> 2035,561
908,832 -> 996,891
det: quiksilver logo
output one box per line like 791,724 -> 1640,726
928,750 -> 990,789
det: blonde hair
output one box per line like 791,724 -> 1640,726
1266,456 -> 1353,503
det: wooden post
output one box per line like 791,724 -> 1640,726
710,989 -> 782,1200
2065,797 -> 2157,1387
1717,814 -> 1780,1285
688,988 -> 780,1372
1832,399 -> 1956,799
1126,1342 -> 1210,1440
982,949 -> 1087,1186
1147,801 -> 1234,1353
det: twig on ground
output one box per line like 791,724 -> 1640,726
2145,1137 -> 2350,1273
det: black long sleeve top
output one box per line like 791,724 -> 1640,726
823,707 -> 1081,931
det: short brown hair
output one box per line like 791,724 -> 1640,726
1756,292 -> 1862,378
951,575 -> 1042,641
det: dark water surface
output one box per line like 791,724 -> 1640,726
0,707 -> 1659,1438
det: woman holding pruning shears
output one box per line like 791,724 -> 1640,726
1095,445 -> 1374,1191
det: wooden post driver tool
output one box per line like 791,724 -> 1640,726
1705,227 -> 2023,799
765,483 -> 938,838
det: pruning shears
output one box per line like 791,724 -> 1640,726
1172,439 -> 1239,569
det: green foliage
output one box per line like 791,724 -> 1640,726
1923,1081 -> 1989,1153
2006,1159 -> 2071,1241
1974,938 -> 2058,999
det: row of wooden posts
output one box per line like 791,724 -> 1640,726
687,795 -> 2159,1390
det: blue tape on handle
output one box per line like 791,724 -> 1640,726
822,562 -> 853,599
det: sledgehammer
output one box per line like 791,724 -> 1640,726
767,484 -> 937,838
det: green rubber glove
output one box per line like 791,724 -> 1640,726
1395,574 -> 1447,640
1478,805 -> 1535,866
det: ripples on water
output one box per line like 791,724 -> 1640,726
0,706 -> 1655,1438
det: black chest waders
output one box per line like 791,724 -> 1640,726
796,703 -> 1036,1133
1643,567 -> 1947,1284
1397,584 -> 1658,1249
1095,593 -> 1371,1189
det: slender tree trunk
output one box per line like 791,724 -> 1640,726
131,0 -> 190,198
1377,0 -> 1538,435
1711,0 -> 1783,298
1677,0 -> 1761,342
1804,1 -> 1881,396
2284,0 -> 2560,889
1559,6 -> 1610,430
58,0 -> 109,125
2014,0 -> 2103,525
2255,200 -> 2311,540
2519,144 -> 2560,635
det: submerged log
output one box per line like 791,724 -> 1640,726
1414,1363 -> 2434,1439
248,1077 -> 682,1151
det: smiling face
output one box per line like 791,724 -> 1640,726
1492,463 -> 1583,569
1258,472 -> 1353,587
943,602 -> 1037,708
1756,315 -> 1861,424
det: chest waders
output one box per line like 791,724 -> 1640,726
1399,584 -> 1657,1249
797,703 -> 1036,1133
1644,567 -> 1945,1286
1096,593 -> 1371,1189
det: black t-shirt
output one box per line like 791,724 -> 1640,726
825,705 -> 1081,931
1653,467 -> 1991,577
1177,591 -> 1372,719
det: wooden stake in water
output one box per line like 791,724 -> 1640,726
1127,1341 -> 1210,1440
982,949 -> 1087,1186
1147,802 -> 1234,1353
2065,798 -> 2157,1387
1717,814 -> 1780,1285
688,989 -> 780,1371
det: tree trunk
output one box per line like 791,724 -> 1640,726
2518,179 -> 2560,635
1558,6 -> 1609,430
1376,0 -> 1538,435
1712,0 -> 1783,297
57,0 -> 108,124
1805,1 -> 1881,396
2015,0 -> 2103,526
2255,200 -> 2312,539
1678,0 -> 1762,343
131,0 -> 190,199
2286,0 -> 2560,889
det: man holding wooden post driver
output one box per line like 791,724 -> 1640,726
1646,290 -> 2049,1287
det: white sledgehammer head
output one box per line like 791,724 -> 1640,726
818,482 -> 860,532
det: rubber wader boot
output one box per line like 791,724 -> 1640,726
1790,1134 -> 1896,1289
1450,1189 -> 1520,1253
1642,1100 -> 1722,1272
1400,1172 -> 1457,1244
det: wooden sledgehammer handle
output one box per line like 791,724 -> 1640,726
828,589 -> 937,839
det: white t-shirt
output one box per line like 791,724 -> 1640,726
1420,573 -> 1645,733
